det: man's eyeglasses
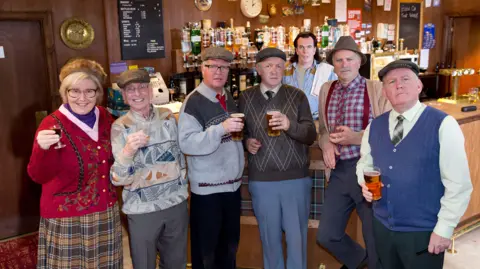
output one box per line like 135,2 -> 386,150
125,83 -> 150,95
204,64 -> 230,73
67,88 -> 97,99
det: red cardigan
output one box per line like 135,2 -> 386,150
27,107 -> 118,218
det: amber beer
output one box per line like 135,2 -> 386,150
266,110 -> 281,137
364,167 -> 382,201
230,113 -> 245,141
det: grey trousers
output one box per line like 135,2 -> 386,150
127,200 -> 188,269
316,158 -> 379,269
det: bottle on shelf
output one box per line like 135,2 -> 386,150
245,21 -> 251,42
190,22 -> 202,57
231,72 -> 239,100
321,16 -> 329,48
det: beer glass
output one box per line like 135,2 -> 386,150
364,166 -> 382,201
266,109 -> 281,137
51,125 -> 66,149
230,113 -> 245,141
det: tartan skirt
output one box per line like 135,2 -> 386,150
37,204 -> 123,269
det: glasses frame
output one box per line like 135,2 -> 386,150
67,88 -> 98,99
204,64 -> 230,73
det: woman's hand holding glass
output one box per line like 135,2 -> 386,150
36,129 -> 60,150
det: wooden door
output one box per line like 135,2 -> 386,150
0,20 -> 51,239
451,16 -> 480,95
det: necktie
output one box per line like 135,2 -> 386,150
391,115 -> 405,146
216,94 -> 226,110
265,90 -> 274,100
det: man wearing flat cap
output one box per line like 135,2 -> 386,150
238,48 -> 317,269
356,60 -> 472,269
316,36 -> 390,269
111,69 -> 189,268
178,47 -> 244,269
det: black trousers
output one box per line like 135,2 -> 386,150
190,189 -> 241,269
316,158 -> 380,269
373,218 -> 445,269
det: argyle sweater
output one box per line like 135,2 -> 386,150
239,84 -> 317,181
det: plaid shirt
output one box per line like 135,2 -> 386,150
327,75 -> 373,160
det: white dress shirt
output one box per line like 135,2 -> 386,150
356,101 -> 473,238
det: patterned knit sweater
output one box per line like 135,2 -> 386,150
239,84 -> 317,181
110,106 -> 188,215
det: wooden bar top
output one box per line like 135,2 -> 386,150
424,101 -> 480,124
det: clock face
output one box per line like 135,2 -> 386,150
240,0 -> 262,18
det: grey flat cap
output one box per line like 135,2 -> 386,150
201,47 -> 234,62
117,69 -> 150,89
378,60 -> 419,81
256,48 -> 287,63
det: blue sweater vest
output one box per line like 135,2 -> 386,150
369,106 -> 447,232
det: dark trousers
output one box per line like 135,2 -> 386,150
127,201 -> 188,269
373,218 -> 445,269
316,158 -> 379,269
190,189 -> 241,269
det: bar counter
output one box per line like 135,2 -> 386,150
233,101 -> 480,269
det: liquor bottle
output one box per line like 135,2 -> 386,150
231,73 -> 239,100
245,21 -> 252,42
169,79 -> 178,102
252,69 -> 260,86
191,22 -> 202,56
321,17 -> 329,48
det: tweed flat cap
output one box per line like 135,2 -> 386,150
117,69 -> 150,89
378,60 -> 419,81
201,47 -> 234,62
256,48 -> 287,63
326,36 -> 367,65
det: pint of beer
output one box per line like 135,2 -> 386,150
230,113 -> 245,141
364,167 -> 382,201
266,109 -> 281,137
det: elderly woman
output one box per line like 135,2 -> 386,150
27,59 -> 122,268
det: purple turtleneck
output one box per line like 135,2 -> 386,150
64,104 -> 96,128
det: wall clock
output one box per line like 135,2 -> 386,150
240,0 -> 262,18
60,18 -> 95,50
195,0 -> 212,11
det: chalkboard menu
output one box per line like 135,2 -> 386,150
398,1 -> 422,50
118,0 -> 165,60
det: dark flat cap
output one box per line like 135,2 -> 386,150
117,69 -> 150,89
326,36 -> 367,65
201,47 -> 234,62
256,48 -> 287,63
378,60 -> 419,81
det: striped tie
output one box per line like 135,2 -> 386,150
391,115 -> 405,146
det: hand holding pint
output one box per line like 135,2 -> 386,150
364,166 -> 382,201
230,113 -> 245,141
266,109 -> 281,137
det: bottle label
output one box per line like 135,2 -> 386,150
322,32 -> 329,37
191,36 -> 201,42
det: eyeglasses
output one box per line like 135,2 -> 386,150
297,45 -> 315,51
204,64 -> 230,73
125,83 -> 150,95
67,88 -> 97,99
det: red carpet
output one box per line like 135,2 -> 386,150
0,232 -> 38,269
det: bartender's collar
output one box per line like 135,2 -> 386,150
390,101 -> 422,122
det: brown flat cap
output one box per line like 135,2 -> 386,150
117,69 -> 150,89
256,48 -> 287,63
59,58 -> 107,84
326,36 -> 367,65
201,47 -> 234,62
378,60 -> 420,81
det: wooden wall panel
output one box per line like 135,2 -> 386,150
1,0 -> 109,74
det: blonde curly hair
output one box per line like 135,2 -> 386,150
58,59 -> 107,104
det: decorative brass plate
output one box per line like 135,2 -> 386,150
60,18 -> 95,50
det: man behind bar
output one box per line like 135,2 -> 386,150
316,36 -> 391,269
357,60 -> 473,269
283,31 -> 337,119
178,47 -> 244,269
239,48 -> 317,269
